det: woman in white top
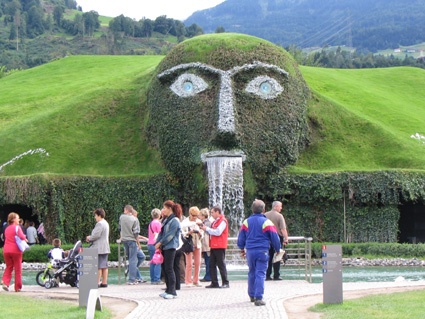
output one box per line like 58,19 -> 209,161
181,206 -> 204,287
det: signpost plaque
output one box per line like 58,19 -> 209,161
78,247 -> 98,307
322,244 -> 343,304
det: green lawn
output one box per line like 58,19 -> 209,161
311,289 -> 425,319
294,66 -> 425,172
0,55 -> 165,176
0,294 -> 111,318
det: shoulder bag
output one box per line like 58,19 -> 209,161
181,234 -> 194,254
15,226 -> 30,252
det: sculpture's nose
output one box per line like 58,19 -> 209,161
213,74 -> 239,148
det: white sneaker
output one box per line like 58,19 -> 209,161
163,294 -> 177,299
159,292 -> 167,298
185,283 -> 194,288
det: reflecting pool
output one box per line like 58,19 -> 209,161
21,265 -> 425,286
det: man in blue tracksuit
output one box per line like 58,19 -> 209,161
237,199 -> 281,306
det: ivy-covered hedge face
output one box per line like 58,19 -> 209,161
147,33 -> 310,183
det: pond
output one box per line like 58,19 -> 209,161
20,265 -> 425,286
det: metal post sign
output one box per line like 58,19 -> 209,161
78,247 -> 98,307
322,244 -> 343,304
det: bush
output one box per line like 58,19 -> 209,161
311,242 -> 425,259
0,243 -> 79,263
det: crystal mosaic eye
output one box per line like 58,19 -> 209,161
170,73 -> 208,97
245,76 -> 283,99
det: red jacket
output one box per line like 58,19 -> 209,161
210,214 -> 229,249
3,225 -> 26,254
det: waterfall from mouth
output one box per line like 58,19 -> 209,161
204,155 -> 244,236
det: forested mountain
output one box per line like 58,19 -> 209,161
185,0 -> 425,52
0,0 -> 203,70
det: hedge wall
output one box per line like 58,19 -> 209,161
1,170 -> 425,244
0,174 -> 175,244
268,170 -> 425,242
284,203 -> 399,242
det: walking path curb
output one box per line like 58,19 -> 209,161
16,280 -> 425,319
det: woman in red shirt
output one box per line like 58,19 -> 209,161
1,212 -> 27,292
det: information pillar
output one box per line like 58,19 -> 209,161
322,244 -> 343,304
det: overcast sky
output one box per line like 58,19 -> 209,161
76,0 -> 226,21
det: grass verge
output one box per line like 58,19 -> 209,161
310,289 -> 425,319
0,293 -> 112,318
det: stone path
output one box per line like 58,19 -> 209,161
15,279 -> 425,319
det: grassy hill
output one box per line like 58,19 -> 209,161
0,55 -> 165,176
1,56 -> 425,176
295,66 -> 425,173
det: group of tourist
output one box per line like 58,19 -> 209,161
1,218 -> 45,248
1,199 -> 288,307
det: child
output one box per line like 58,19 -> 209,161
47,238 -> 66,268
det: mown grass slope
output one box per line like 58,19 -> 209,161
0,55 -> 165,176
0,56 -> 424,176
294,66 -> 425,173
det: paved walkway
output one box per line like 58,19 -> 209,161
19,279 -> 425,319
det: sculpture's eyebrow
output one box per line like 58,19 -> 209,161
157,61 -> 289,79
228,61 -> 289,77
157,62 -> 223,78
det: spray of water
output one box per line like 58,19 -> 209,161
0,148 -> 49,172
202,151 -> 245,236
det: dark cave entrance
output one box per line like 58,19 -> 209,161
398,203 -> 425,243
0,204 -> 38,227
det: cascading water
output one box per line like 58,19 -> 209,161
202,151 -> 245,236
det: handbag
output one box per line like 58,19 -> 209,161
15,226 -> 30,252
181,234 -> 194,254
150,249 -> 164,264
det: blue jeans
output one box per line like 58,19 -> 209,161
148,244 -> 161,282
202,251 -> 211,280
124,241 -> 138,282
136,248 -> 146,280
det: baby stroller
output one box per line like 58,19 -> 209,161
44,240 -> 82,289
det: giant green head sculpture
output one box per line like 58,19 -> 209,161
147,33 -> 310,186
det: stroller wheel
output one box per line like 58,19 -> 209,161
36,270 -> 52,287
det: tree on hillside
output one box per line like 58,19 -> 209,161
215,26 -> 225,33
172,20 -> 185,36
154,15 -> 172,35
174,20 -> 186,42
185,23 -> 203,37
139,18 -> 153,38
82,10 -> 99,37
44,12 -> 52,31
26,5 -> 44,36
72,12 -> 83,36
53,5 -> 64,27
21,0 -> 40,12
109,14 -> 135,37
64,0 -> 77,9
12,9 -> 20,49
3,0 -> 21,24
